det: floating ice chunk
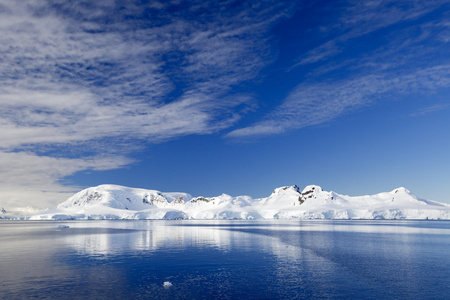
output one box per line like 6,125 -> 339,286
57,225 -> 70,229
163,281 -> 173,288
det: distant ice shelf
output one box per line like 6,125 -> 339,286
25,184 -> 450,220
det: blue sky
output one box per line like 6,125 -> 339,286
0,0 -> 449,208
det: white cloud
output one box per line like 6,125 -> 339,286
0,0 -> 287,151
0,0 -> 291,208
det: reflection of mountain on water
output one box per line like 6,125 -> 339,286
62,220 -> 450,259
133,222 -> 236,253
61,221 -> 310,263
63,221 -> 238,257
63,227 -> 139,257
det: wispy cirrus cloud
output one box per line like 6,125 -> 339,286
0,0 -> 292,207
293,0 -> 448,67
410,103 -> 450,117
227,65 -> 450,138
0,0 -> 289,150
228,0 -> 450,139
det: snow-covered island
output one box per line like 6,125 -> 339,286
25,184 -> 450,220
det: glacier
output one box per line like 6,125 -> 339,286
27,184 -> 450,220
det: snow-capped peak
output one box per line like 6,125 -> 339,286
391,187 -> 411,195
299,185 -> 324,202
301,185 -> 323,194
272,185 -> 301,194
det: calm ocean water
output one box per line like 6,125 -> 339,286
1,220 -> 449,299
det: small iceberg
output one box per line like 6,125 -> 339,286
163,281 -> 173,288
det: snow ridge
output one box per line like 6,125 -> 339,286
28,184 -> 450,220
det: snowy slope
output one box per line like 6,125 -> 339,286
29,184 -> 450,220
57,184 -> 191,210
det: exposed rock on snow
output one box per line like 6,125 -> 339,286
28,184 -> 450,220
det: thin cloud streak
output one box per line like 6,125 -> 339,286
410,103 -> 450,117
293,0 -> 448,67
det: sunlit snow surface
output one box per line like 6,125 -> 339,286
28,184 -> 450,220
1,220 -> 450,299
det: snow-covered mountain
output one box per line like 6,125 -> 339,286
27,184 -> 450,220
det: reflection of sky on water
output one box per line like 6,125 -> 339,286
1,220 -> 450,299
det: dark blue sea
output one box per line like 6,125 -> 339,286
1,220 -> 449,299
